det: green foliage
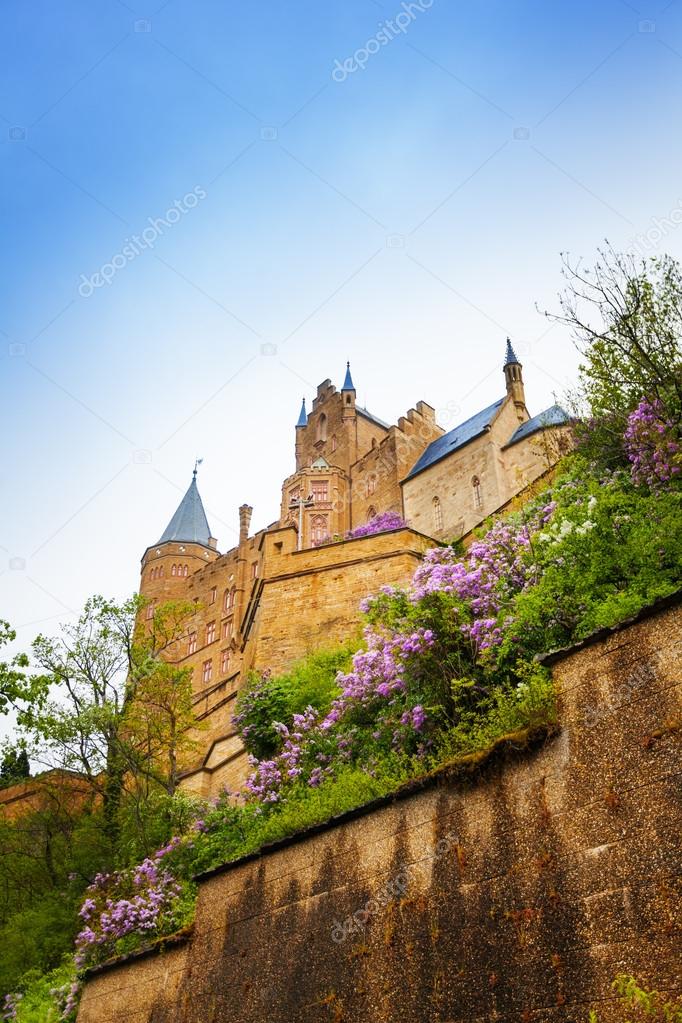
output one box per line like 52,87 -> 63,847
234,641 -> 356,760
437,661 -> 556,761
11,959 -> 77,1023
498,458 -> 682,662
546,247 -> 682,469
589,974 -> 682,1022
0,746 -> 30,789
189,752 -> 414,875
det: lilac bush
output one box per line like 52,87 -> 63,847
624,398 -> 681,489
346,511 -> 406,539
1,993 -> 21,1022
74,843 -> 192,969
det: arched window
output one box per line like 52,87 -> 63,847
311,514 -> 329,545
221,649 -> 231,674
367,475 -> 377,495
317,413 -> 327,443
330,434 -> 337,453
433,496 -> 443,531
472,476 -> 482,510
228,587 -> 236,609
171,564 -> 177,577
183,564 -> 189,577
367,506 -> 377,521
223,589 -> 230,612
158,565 -> 164,578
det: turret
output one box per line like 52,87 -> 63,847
140,465 -> 219,605
295,397 -> 307,470
503,339 -> 527,421
341,361 -> 357,463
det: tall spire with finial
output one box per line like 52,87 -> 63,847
504,337 -> 520,366
503,338 -> 526,420
342,361 -> 355,391
296,397 -> 307,428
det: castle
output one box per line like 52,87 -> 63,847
138,342 -> 570,797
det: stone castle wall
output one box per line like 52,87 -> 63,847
77,596 -> 682,1023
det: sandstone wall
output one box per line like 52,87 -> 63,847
78,597 -> 682,1023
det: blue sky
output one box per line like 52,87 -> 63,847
1,0 -> 681,670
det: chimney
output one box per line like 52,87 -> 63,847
239,504 -> 253,543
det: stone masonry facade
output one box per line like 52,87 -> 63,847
76,596 -> 682,1023
138,346 -> 572,797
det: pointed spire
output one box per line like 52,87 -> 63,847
158,470 -> 212,545
296,397 -> 307,427
504,338 -> 520,366
342,361 -> 355,391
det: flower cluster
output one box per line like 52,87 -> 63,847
50,980 -> 81,1022
346,511 -> 406,539
242,627 -> 435,803
1,993 -> 21,1022
74,846 -> 186,969
624,398 -> 681,489
411,516 -> 541,652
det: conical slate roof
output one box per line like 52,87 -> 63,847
296,397 -> 307,427
158,473 -> 212,545
342,361 -> 355,390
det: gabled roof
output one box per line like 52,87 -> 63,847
357,407 -> 390,430
158,473 -> 212,545
505,404 -> 570,447
404,398 -> 506,481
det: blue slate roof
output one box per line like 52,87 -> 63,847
504,338 -> 520,365
505,404 -> 570,446
158,474 -> 212,545
405,398 -> 506,481
296,397 -> 307,427
342,361 -> 355,390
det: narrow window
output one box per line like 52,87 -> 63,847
368,475 -> 377,495
209,586 -> 217,604
367,506 -> 377,521
206,621 -> 216,644
251,562 -> 258,579
228,587 -> 236,609
188,631 -> 197,654
330,434 -> 337,453
433,497 -> 443,531
145,601 -> 154,620
183,564 -> 189,577
171,564 -> 177,577
311,514 -> 329,545
317,412 -> 327,443
158,565 -> 164,578
222,619 -> 232,640
202,659 -> 213,683
221,649 -> 231,674
472,476 -> 482,510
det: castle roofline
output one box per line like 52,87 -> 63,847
156,472 -> 213,546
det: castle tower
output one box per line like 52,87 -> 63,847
140,466 -> 219,609
341,361 -> 357,465
504,339 -> 527,421
295,397 -> 307,471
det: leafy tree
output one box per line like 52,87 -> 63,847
0,622 -> 44,717
0,747 -> 30,789
19,595 -> 201,843
543,246 -> 682,465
